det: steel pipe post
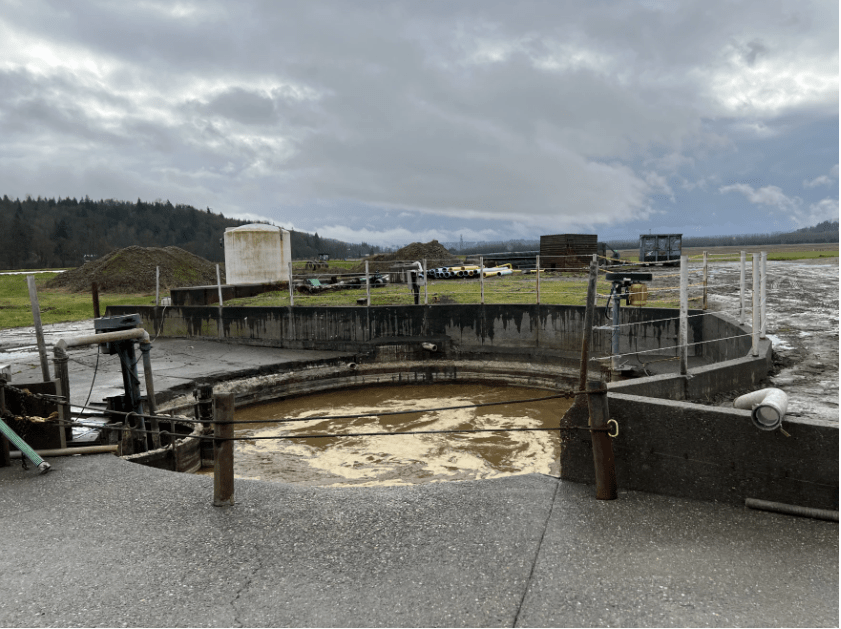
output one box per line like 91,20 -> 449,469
702,251 -> 708,310
751,254 -> 760,357
365,261 -> 371,307
578,256 -> 599,393
536,255 -> 541,305
479,257 -> 485,304
288,262 -> 294,306
140,340 -> 160,449
739,251 -> 746,325
423,259 -> 428,305
213,392 -> 235,507
679,255 -> 688,376
760,251 -> 767,339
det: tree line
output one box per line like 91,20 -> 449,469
444,221 -> 838,255
0,195 -> 383,269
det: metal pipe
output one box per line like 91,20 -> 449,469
760,251 -> 767,339
479,256 -> 484,304
734,387 -> 788,431
739,251 -> 746,325
745,498 -> 838,522
423,259 -> 428,305
288,262 -> 294,306
421,342 -> 438,352
578,256 -> 599,393
536,255 -> 540,305
365,261 -> 371,307
10,444 -> 118,458
0,418 -> 50,473
56,327 -> 147,350
140,340 -> 160,448
611,282 -> 621,373
702,250 -> 708,310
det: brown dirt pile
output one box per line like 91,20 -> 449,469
47,246 -> 223,293
355,240 -> 457,272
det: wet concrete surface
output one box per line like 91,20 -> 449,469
0,319 -> 353,408
0,455 -> 836,627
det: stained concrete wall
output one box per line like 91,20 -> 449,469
107,303 -> 837,510
114,303 -> 711,363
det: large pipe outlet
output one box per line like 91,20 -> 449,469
421,342 -> 438,352
734,388 -> 789,431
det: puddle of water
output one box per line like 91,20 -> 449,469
199,383 -> 572,487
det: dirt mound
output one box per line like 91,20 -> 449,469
356,240 -> 457,272
47,246 -> 223,293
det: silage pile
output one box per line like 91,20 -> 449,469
356,240 -> 458,272
47,246 -> 223,293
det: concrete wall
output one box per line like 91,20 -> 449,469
113,303 -> 714,364
106,303 -> 837,510
562,393 -> 838,511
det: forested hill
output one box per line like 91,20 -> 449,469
0,196 -> 382,269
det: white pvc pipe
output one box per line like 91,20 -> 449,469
421,342 -> 438,352
751,254 -> 760,357
734,388 -> 789,431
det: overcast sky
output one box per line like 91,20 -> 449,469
1,0 -> 837,246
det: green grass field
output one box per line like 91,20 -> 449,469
0,273 -> 156,329
0,245 -> 831,329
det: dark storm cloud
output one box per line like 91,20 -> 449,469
0,0 -> 836,243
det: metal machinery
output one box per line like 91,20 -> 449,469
639,234 -> 682,265
604,272 -> 653,372
94,314 -> 155,451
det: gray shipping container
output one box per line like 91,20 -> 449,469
639,234 -> 682,263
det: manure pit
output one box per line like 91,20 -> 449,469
197,383 -> 572,487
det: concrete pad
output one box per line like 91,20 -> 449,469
1,456 -> 837,628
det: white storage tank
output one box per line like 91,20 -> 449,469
223,224 -> 291,284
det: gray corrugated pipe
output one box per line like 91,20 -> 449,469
746,498 -> 838,522
733,388 -> 789,431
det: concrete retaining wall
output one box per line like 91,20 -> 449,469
107,303 -> 837,510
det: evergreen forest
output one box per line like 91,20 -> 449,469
0,195 -> 383,269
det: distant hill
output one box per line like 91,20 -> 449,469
0,195 -> 383,270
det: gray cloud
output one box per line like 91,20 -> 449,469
0,0 -> 836,244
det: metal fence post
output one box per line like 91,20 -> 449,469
536,255 -> 541,305
739,251 -> 746,325
760,252 -> 767,339
423,259 -> 428,305
213,392 -> 235,507
365,261 -> 371,307
751,254 -> 760,357
288,262 -> 294,306
702,251 -> 708,310
480,256 -> 485,305
679,255 -> 688,376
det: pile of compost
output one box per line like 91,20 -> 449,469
355,240 -> 457,272
47,246 -> 223,293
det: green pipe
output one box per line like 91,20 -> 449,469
0,418 -> 51,474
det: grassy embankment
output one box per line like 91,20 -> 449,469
0,246 -> 835,329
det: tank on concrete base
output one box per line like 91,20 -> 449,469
223,224 -> 291,284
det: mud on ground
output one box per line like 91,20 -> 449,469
688,257 -> 837,424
